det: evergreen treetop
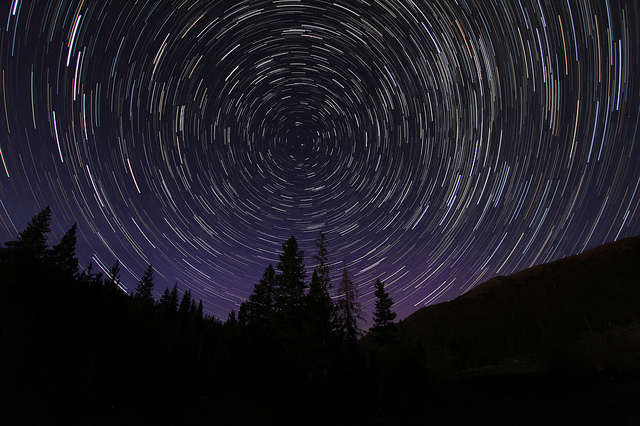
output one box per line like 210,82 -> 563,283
240,263 -> 277,331
313,230 -> 332,289
160,283 -> 180,311
371,278 -> 397,346
5,206 -> 52,259
49,223 -> 78,278
135,263 -> 155,304
105,261 -> 122,291
276,235 -> 307,307
336,260 -> 364,349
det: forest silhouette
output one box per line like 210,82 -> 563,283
2,207 -> 640,424
0,207 -> 399,424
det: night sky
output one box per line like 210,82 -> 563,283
1,0 -> 639,322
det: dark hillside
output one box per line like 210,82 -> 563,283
395,235 -> 640,375
358,237 -> 640,424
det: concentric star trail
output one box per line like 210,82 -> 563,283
1,0 -> 639,320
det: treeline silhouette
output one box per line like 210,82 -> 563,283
0,207 -> 399,424
6,207 -> 638,424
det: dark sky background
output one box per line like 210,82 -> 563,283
1,0 -> 639,322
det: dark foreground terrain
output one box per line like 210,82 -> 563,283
4,367 -> 638,425
405,372 -> 640,425
2,210 -> 640,424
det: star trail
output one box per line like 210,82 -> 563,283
1,0 -> 639,321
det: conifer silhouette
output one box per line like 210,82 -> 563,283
371,279 -> 397,346
135,264 -> 155,304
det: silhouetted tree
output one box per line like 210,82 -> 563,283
104,261 -> 122,291
370,279 -> 397,346
0,208 -> 239,425
304,231 -> 337,377
1,207 -> 52,290
196,299 -> 204,318
49,223 -> 78,279
160,283 -> 179,311
135,264 -> 155,304
308,232 -> 336,337
223,309 -> 240,340
275,236 -> 307,340
160,287 -> 172,307
5,206 -> 52,260
307,268 -> 334,334
304,268 -> 337,379
185,296 -> 204,336
276,235 -> 307,308
179,288 -> 193,319
79,262 -> 104,287
239,263 -> 277,335
336,260 -> 364,351
313,230 -> 332,289
170,283 -> 180,310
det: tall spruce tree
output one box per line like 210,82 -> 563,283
135,264 -> 155,304
160,287 -> 172,307
370,279 -> 397,346
170,283 -> 179,310
275,236 -> 307,328
313,230 -> 332,289
336,259 -> 364,350
179,288 -> 193,316
306,231 -> 336,352
307,269 -> 333,332
196,299 -> 204,318
239,263 -> 277,333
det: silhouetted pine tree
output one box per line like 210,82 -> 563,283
307,269 -> 334,336
313,230 -> 332,289
0,208 -> 240,424
160,283 -> 179,311
370,279 -> 397,346
178,288 -> 196,332
5,206 -> 52,260
135,264 -> 155,304
158,283 -> 179,332
223,309 -> 240,341
170,283 -> 179,310
304,231 -> 337,378
0,207 -> 54,292
104,261 -> 121,291
179,288 -> 193,316
160,287 -> 172,306
196,299 -> 204,318
49,223 -> 78,280
336,260 -> 364,351
79,262 -> 104,287
276,236 -> 307,306
239,263 -> 277,337
275,236 -> 306,340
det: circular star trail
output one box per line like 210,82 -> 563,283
1,0 -> 639,320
